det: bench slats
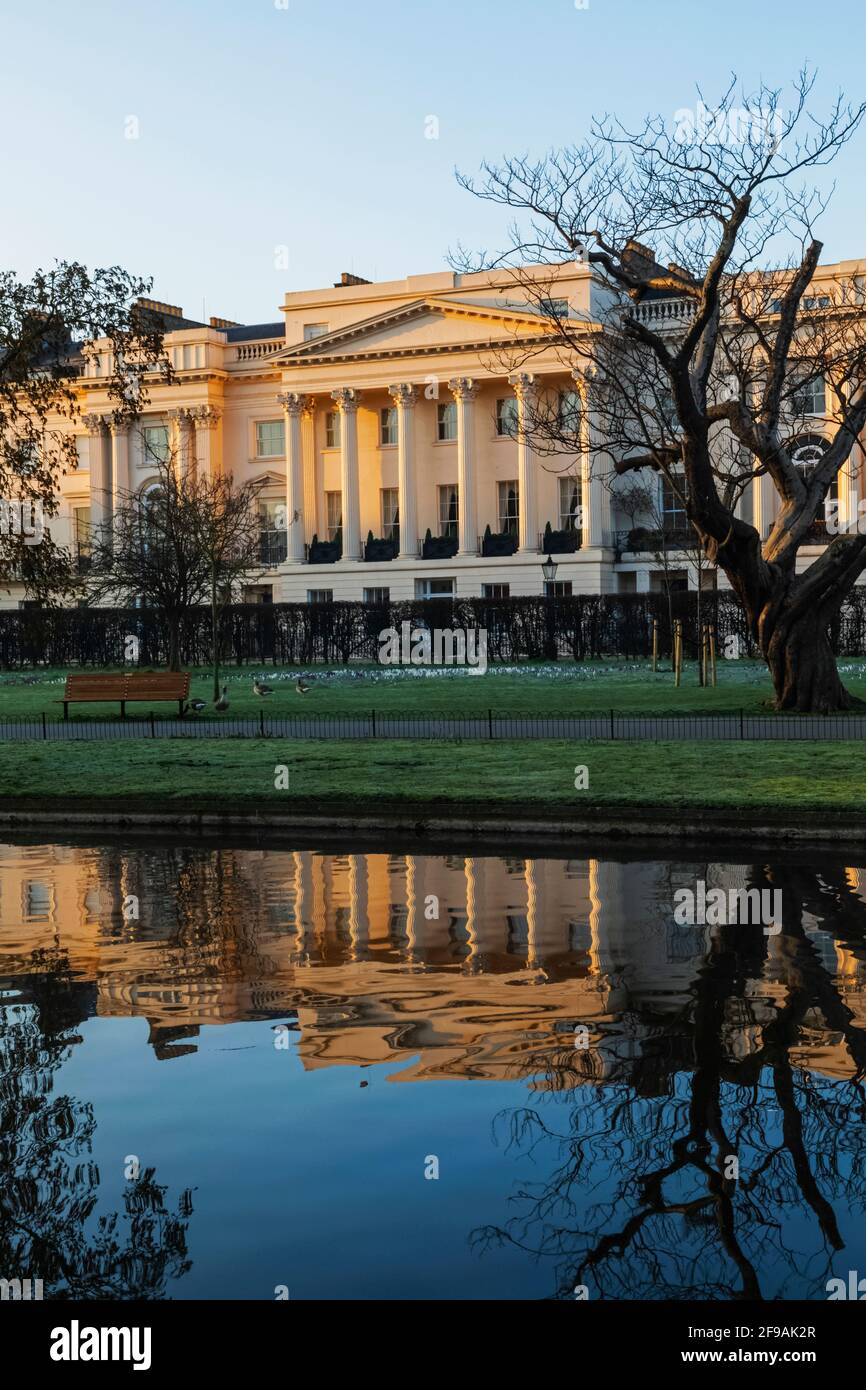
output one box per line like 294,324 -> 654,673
62,673 -> 191,704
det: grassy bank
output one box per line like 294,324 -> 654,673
0,737 -> 856,813
3,658 -> 866,720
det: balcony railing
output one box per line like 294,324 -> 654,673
630,298 -> 697,328
236,341 -> 283,363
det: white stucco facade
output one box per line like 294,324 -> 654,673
11,256 -> 866,607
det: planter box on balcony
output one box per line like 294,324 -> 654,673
481,526 -> 518,557
626,527 -> 693,552
542,523 -> 580,554
308,533 -> 342,564
422,529 -> 458,559
364,532 -> 398,562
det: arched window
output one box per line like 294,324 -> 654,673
138,482 -> 166,547
790,434 -> 837,534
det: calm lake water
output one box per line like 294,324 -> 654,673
2,836 -> 865,1301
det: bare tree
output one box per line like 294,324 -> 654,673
190,470 -> 271,701
87,449 -> 267,684
0,954 -> 193,1298
456,71 -> 866,710
471,858 -> 866,1300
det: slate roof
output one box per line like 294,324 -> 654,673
225,322 -> 285,342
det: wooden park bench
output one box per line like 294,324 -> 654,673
58,672 -> 191,720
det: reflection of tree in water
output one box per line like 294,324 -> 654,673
119,845 -> 282,989
0,951 -> 193,1299
473,863 -> 866,1301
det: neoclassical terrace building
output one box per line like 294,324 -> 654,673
19,255 -> 866,606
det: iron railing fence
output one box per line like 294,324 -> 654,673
1,709 -> 864,743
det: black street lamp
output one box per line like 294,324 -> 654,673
542,553 -> 559,659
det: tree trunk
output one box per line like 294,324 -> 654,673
695,569 -> 703,687
762,606 -> 855,712
167,618 -> 180,673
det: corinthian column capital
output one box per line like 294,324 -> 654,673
331,387 -> 360,414
82,412 -> 106,434
388,382 -> 418,408
277,391 -> 308,416
190,404 -> 221,428
508,371 -> 536,399
571,363 -> 596,392
448,377 -> 479,402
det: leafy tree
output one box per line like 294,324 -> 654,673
0,262 -> 169,601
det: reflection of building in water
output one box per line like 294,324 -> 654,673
1,843 -> 865,1083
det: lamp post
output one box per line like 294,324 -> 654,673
542,553 -> 558,660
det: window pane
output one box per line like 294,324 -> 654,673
25,881 -> 51,920
415,578 -> 455,599
381,487 -> 399,540
661,475 -> 687,529
438,484 -> 459,538
792,375 -> 826,415
559,390 -> 581,437
326,491 -> 342,542
558,475 -> 582,530
498,480 -> 519,533
496,398 -> 518,436
325,411 -> 341,449
380,407 -> 398,445
256,420 -> 285,456
437,402 -> 457,441
142,425 -> 170,464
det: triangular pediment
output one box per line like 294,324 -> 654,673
275,298 -> 561,366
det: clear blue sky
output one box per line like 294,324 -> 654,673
1,0 -> 864,324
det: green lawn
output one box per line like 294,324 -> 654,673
3,657 -> 866,721
0,737 -> 854,813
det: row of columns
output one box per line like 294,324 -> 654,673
290,850 -> 602,968
82,406 -> 222,531
279,369 -> 609,564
